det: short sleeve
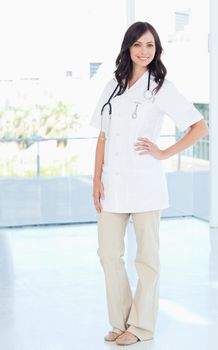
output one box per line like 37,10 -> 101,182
89,79 -> 116,131
156,80 -> 204,132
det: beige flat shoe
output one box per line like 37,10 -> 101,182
104,331 -> 121,342
116,331 -> 139,346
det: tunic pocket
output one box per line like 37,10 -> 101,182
134,102 -> 160,141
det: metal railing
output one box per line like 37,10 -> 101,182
0,133 -> 209,177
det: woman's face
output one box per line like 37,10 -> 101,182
129,31 -> 156,70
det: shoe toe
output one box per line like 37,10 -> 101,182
116,332 -> 139,346
104,331 -> 120,342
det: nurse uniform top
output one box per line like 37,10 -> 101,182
90,71 -> 203,213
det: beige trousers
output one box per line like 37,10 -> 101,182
97,210 -> 161,341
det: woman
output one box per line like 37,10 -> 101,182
90,21 -> 208,346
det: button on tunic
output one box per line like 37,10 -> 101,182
90,71 -> 203,213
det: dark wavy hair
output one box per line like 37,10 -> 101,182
114,21 -> 167,95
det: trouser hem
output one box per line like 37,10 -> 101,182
127,325 -> 154,341
112,327 -> 125,335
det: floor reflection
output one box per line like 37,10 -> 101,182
0,218 -> 217,350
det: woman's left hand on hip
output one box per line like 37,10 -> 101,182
134,137 -> 166,160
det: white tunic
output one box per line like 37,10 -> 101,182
90,71 -> 203,213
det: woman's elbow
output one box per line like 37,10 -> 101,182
201,120 -> 209,138
191,119 -> 209,138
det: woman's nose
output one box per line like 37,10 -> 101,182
140,46 -> 147,55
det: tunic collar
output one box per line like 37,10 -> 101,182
127,70 -> 149,93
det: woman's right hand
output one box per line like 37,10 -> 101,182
93,179 -> 105,213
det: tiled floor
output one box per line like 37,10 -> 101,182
0,217 -> 218,350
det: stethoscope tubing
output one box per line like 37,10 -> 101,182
100,70 -> 152,131
101,84 -> 119,117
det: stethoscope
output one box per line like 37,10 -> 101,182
100,70 -> 153,132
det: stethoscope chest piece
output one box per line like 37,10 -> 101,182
144,90 -> 153,100
143,70 -> 154,101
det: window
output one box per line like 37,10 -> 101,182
89,62 -> 102,78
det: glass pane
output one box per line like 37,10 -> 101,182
0,141 -> 37,177
39,138 -> 97,176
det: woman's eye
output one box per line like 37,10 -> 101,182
133,43 -> 140,47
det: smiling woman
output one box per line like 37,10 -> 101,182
128,32 -> 156,88
90,20 -> 208,346
114,22 -> 167,96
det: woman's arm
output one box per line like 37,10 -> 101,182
93,132 -> 106,213
135,119 -> 209,160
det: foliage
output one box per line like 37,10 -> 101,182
0,101 -> 81,149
